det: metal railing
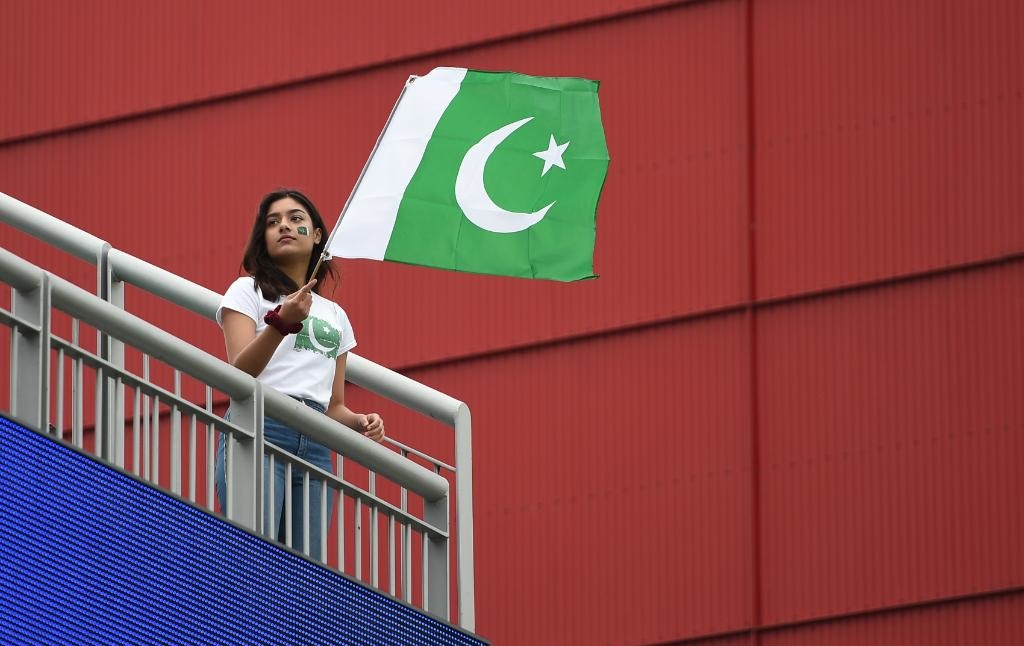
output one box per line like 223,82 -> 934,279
0,192 -> 475,629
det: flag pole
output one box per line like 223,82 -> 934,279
310,75 -> 419,281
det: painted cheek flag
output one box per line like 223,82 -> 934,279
326,67 -> 609,281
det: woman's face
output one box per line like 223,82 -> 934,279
264,197 -> 321,264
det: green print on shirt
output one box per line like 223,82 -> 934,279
293,316 -> 342,358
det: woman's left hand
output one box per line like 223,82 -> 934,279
357,413 -> 385,442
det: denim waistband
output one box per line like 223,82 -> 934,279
288,395 -> 326,414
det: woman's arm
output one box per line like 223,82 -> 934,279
223,279 -> 316,377
325,352 -> 385,442
222,309 -> 286,377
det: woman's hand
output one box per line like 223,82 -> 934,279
279,278 -> 316,325
327,353 -> 385,443
356,413 -> 385,442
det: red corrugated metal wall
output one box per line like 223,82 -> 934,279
2,0 -> 1022,643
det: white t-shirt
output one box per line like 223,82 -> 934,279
217,276 -> 356,408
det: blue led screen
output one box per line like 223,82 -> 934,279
0,415 -> 486,645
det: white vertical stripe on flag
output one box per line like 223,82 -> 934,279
329,67 -> 467,260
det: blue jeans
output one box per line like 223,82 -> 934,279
215,399 -> 335,559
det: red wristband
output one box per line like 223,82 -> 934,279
264,305 -> 303,335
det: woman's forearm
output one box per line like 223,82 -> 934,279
230,327 -> 287,377
326,404 -> 361,430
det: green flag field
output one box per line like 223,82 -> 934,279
329,67 -> 609,281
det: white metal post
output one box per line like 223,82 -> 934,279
227,385 -> 263,533
11,273 -> 49,431
423,495 -> 449,621
454,403 -> 476,631
102,254 -> 127,467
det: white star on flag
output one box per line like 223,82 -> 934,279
533,135 -> 570,176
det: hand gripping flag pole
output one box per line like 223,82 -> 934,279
309,76 -> 418,281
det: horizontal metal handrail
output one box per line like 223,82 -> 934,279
0,241 -> 46,291
263,443 -> 448,538
346,354 -> 463,424
0,191 -> 108,262
48,334 -> 252,438
108,248 -> 221,319
0,247 -> 449,500
386,437 -> 456,472
261,389 -> 447,500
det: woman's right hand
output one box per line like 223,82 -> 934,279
279,278 -> 316,325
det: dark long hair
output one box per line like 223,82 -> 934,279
241,188 -> 337,300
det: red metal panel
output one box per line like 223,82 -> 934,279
658,635 -> 752,646
392,314 -> 753,645
0,0 -> 749,370
758,261 -> 1024,625
0,0 -> 696,142
754,0 -> 1024,299
761,593 -> 1024,645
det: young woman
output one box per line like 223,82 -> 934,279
214,188 -> 384,558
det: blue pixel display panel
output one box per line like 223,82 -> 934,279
0,415 -> 486,645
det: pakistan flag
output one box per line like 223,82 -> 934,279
329,67 -> 609,281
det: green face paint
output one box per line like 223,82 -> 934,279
297,226 -> 309,236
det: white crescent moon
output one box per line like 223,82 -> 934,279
455,116 -> 555,234
305,319 -> 335,354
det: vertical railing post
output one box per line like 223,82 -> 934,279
454,403 -> 475,631
98,244 -> 124,466
226,383 -> 263,533
423,495 -> 449,621
11,272 -> 50,431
